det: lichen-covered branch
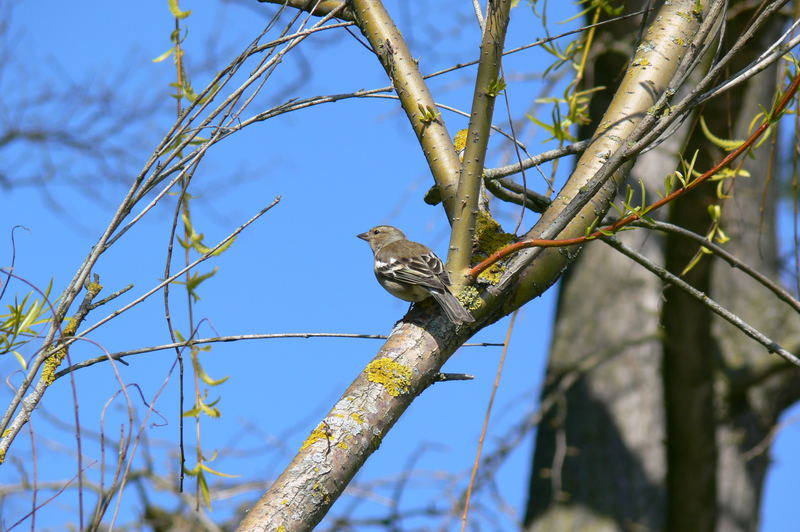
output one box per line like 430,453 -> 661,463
236,314 -> 476,531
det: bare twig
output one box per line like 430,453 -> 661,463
461,310 -> 516,530
53,333 -> 503,379
485,178 -> 551,213
256,0 -> 354,21
483,140 -> 588,181
602,236 -> 800,367
633,219 -> 800,314
471,0 -> 485,33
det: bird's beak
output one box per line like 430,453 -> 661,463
356,232 -> 369,241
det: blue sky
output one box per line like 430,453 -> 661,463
1,1 -> 798,530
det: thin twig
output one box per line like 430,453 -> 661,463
434,373 -> 475,382
633,219 -> 800,314
256,0 -> 355,21
483,140 -> 588,181
471,0 -> 485,33
76,198 -> 281,342
485,178 -> 551,213
88,284 -> 134,311
461,310 -> 517,530
54,334 -> 504,379
602,236 -> 800,367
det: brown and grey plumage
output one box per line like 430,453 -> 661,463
357,225 -> 474,323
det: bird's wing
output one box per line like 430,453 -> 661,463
375,242 -> 450,291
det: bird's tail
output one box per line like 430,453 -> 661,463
430,289 -> 475,323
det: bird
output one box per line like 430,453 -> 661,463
357,225 -> 475,323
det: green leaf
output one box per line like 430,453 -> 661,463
183,406 -> 202,417
167,0 -> 192,19
681,252 -> 704,276
185,268 -> 218,302
199,462 -> 240,478
210,236 -> 236,256
194,356 -> 229,386
699,116 -> 745,151
152,48 -> 174,63
199,400 -> 221,418
12,351 -> 27,370
197,470 -> 212,508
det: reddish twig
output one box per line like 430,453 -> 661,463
468,73 -> 800,280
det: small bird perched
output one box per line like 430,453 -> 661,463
357,225 -> 474,323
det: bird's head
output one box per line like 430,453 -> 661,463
357,225 -> 406,252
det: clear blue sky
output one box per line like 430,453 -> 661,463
1,1 -> 797,530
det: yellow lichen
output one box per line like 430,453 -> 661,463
350,412 -> 364,424
471,211 -> 515,285
311,482 -> 331,504
63,316 -> 79,336
337,441 -> 349,450
365,358 -> 412,397
277,526 -> 287,532
458,285 -> 483,312
454,128 -> 469,159
300,423 -> 329,451
87,281 -> 103,297
40,316 -> 82,386
40,354 -> 63,387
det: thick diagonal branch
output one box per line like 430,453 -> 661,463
236,314 -> 475,531
498,0 -> 719,311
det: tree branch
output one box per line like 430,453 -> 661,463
484,178 -> 550,213
483,140 -> 588,181
236,313 -> 477,531
348,0 -> 462,218
54,334 -> 502,379
256,0 -> 355,21
447,0 -> 513,283
634,219 -> 800,314
601,236 -> 800,367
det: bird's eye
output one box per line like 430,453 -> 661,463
372,229 -> 379,235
